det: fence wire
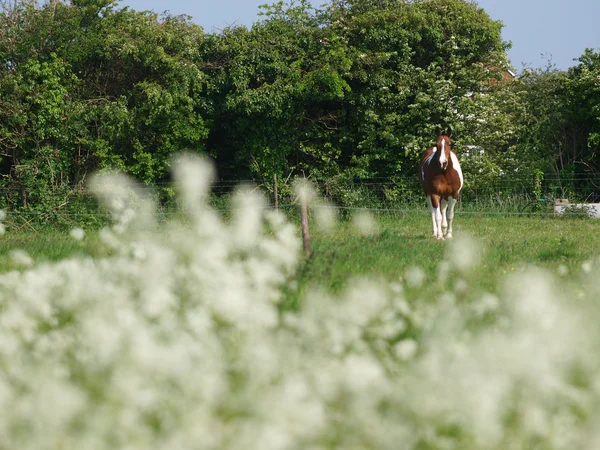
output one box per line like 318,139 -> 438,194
0,175 -> 598,227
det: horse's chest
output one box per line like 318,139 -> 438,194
431,177 -> 454,196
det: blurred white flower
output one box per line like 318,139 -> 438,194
473,293 -> 500,316
313,202 -> 338,233
98,226 -> 120,249
293,178 -> 317,205
446,234 -> 482,273
351,210 -> 379,236
343,355 -> 385,392
171,153 -> 215,213
405,266 -> 425,288
0,161 -> 598,450
10,249 -> 33,267
230,186 -> 266,250
394,339 -> 418,361
69,227 -> 85,241
454,278 -> 469,294
437,260 -> 451,284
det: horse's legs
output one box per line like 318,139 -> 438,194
440,198 -> 448,236
446,197 -> 457,239
426,195 -> 437,237
429,194 -> 443,240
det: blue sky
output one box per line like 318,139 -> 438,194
119,0 -> 599,72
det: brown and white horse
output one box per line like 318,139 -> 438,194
418,130 -> 464,240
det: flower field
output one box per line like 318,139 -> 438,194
1,158 -> 600,449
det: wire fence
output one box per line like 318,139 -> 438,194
1,175 -> 599,230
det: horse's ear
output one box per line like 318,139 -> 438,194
446,128 -> 453,138
436,127 -> 442,137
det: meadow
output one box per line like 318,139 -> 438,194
3,211 -> 599,303
293,212 -> 600,292
1,166 -> 600,450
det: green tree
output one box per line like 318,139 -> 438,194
306,0 -> 510,201
0,0 -> 521,212
513,50 -> 600,200
204,0 -> 510,192
0,0 -> 211,212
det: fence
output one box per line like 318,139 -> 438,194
0,174 -> 599,230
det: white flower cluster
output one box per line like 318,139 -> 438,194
0,157 -> 599,449
0,209 -> 6,235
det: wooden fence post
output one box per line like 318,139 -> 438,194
300,192 -> 311,257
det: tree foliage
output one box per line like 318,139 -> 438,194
513,51 -> 600,199
1,0 -> 598,212
0,0 -> 208,210
202,0 -> 512,205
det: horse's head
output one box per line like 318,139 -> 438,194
436,129 -> 452,171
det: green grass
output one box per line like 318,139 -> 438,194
285,212 -> 600,308
0,228 -> 107,272
2,212 -> 599,302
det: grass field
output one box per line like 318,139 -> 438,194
2,199 -> 600,449
3,212 -> 599,285
2,211 -> 600,316
290,212 -> 600,296
0,227 -> 106,272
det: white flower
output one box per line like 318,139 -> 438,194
405,266 -> 425,288
0,158 -> 599,449
446,234 -> 482,273
69,227 -> 85,241
394,339 -> 418,361
473,293 -> 500,316
10,249 -> 33,267
313,202 -> 338,233
343,355 -> 385,392
351,210 -> 379,236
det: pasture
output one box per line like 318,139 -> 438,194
298,212 -> 600,287
2,211 -> 599,303
2,196 -> 600,449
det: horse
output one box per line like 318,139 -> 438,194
418,129 -> 464,240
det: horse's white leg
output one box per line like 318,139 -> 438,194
446,197 -> 457,239
434,206 -> 443,240
426,195 -> 437,237
429,195 -> 444,240
440,198 -> 448,236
